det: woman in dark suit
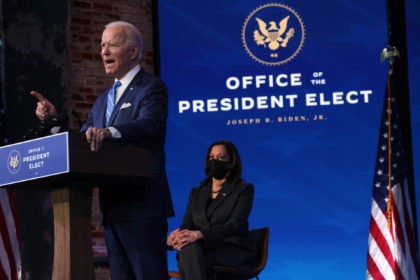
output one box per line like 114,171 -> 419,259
167,140 -> 258,280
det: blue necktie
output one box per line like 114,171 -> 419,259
106,80 -> 122,126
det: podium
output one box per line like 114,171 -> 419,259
0,131 -> 152,280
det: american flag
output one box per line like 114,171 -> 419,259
0,189 -> 20,280
367,69 -> 420,279
0,37 -> 21,280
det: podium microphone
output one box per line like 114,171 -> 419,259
43,114 -> 69,128
22,114 -> 68,140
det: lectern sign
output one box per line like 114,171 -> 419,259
0,132 -> 69,186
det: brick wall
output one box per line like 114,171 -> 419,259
68,1 -> 155,278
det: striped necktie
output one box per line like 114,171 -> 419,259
106,80 -> 122,126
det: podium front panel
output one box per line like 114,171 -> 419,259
0,132 -> 69,187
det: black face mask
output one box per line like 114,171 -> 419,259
208,159 -> 230,180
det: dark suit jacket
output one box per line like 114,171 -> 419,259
180,180 -> 258,269
81,69 -> 174,222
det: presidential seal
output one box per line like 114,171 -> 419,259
242,3 -> 305,66
7,150 -> 21,175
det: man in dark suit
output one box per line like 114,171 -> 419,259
32,21 -> 174,280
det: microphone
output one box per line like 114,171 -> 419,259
22,114 -> 68,140
41,114 -> 69,129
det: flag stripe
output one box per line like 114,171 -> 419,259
367,70 -> 420,280
0,233 -> 12,280
400,181 -> 420,277
1,27 -> 20,280
393,182 -> 419,278
0,189 -> 19,280
0,263 -> 8,280
367,253 -> 385,280
369,208 -> 396,275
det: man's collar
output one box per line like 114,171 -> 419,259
115,65 -> 141,86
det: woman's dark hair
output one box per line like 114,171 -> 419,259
201,140 -> 243,186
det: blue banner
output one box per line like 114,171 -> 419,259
0,132 -> 69,186
158,1 -> 390,279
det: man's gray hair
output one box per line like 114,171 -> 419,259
105,21 -> 144,61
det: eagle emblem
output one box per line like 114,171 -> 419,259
7,150 -> 21,174
254,16 -> 295,51
242,3 -> 305,65
9,155 -> 19,169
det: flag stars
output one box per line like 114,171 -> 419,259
377,169 -> 383,176
379,157 -> 385,163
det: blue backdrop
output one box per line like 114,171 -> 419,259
157,1 -> 419,279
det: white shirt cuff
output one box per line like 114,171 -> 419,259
107,127 -> 121,138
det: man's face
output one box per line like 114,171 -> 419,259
101,26 -> 135,79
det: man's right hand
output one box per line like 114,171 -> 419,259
85,127 -> 112,152
31,91 -> 57,121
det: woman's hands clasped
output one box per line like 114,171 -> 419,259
167,228 -> 203,251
